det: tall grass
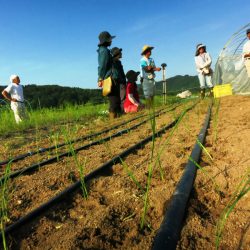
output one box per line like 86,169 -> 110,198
0,103 -> 108,136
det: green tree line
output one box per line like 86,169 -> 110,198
0,75 -> 199,109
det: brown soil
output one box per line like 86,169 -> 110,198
2,96 -> 249,250
178,96 -> 250,250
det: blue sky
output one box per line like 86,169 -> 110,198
0,0 -> 249,88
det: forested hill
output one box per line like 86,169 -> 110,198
155,75 -> 200,95
0,75 -> 199,109
0,85 -> 105,108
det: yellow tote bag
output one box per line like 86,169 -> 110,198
102,76 -> 112,96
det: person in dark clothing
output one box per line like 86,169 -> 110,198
111,47 -> 126,113
97,31 -> 120,119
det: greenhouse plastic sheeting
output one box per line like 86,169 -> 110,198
214,23 -> 250,95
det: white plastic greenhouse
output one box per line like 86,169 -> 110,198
214,22 -> 250,95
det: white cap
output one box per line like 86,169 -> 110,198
10,74 -> 19,83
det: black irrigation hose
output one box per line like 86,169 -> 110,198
0,104 -> 182,183
0,107 -> 170,166
152,104 -> 212,250
3,103 -> 197,237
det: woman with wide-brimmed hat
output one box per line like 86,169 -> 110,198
140,45 -> 161,108
97,31 -> 121,119
194,43 -> 213,98
111,47 -> 126,113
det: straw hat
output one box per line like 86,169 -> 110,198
141,45 -> 154,55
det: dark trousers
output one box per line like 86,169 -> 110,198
120,84 -> 126,112
108,80 -> 121,113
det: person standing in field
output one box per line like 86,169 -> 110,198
111,47 -> 126,113
2,75 -> 27,123
97,31 -> 121,119
124,70 -> 144,113
195,43 -> 214,99
140,45 -> 161,108
243,28 -> 250,77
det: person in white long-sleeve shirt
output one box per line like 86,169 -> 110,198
2,75 -> 27,123
194,44 -> 213,99
243,28 -> 250,77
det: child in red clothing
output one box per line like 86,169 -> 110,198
124,70 -> 144,113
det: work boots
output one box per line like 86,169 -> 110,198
200,89 -> 205,99
209,87 -> 214,97
109,112 -> 116,119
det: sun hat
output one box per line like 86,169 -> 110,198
10,75 -> 19,83
195,43 -> 206,56
141,45 -> 154,55
98,31 -> 115,46
126,70 -> 140,82
111,47 -> 122,57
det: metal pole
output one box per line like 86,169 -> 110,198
161,63 -> 167,104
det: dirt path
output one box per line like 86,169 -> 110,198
6,101 -> 210,249
178,95 -> 250,250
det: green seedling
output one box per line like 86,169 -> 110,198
189,156 -> 220,192
0,161 -> 12,250
215,169 -> 250,249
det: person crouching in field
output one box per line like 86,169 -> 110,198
111,47 -> 126,113
124,70 -> 144,113
195,44 -> 214,99
243,29 -> 250,77
2,75 -> 27,123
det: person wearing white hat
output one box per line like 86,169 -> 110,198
194,44 -> 213,99
243,29 -> 250,77
2,75 -> 27,123
140,45 -> 161,108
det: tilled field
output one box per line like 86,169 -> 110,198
2,96 -> 249,250
177,96 -> 250,250
2,100 -> 208,249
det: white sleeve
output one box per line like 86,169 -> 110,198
204,53 -> 212,67
4,84 -> 13,94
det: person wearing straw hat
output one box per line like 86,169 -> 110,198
140,45 -> 161,108
243,28 -> 250,77
1,75 -> 27,123
97,31 -> 121,119
124,70 -> 144,113
111,47 -> 126,113
195,43 -> 214,99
